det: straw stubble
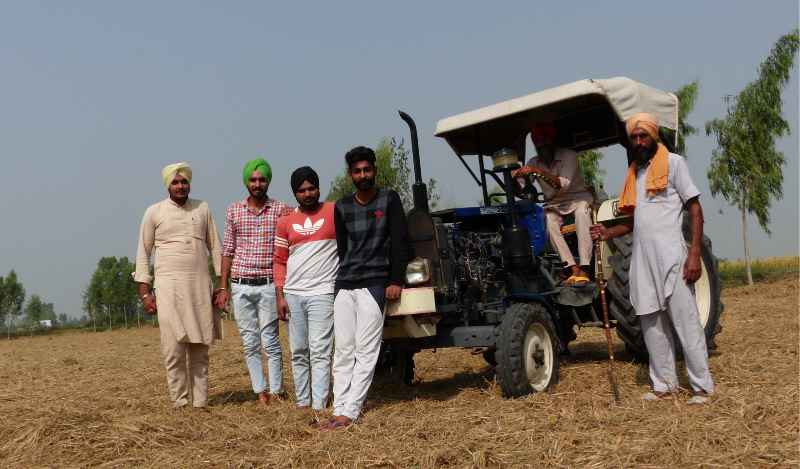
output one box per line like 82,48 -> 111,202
0,274 -> 796,468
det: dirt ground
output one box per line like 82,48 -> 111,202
0,274 -> 797,468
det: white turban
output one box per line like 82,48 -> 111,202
162,163 -> 192,188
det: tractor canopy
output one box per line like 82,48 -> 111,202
434,77 -> 679,162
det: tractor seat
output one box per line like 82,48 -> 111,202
561,214 -> 576,235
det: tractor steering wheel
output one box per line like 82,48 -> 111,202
522,173 -> 559,204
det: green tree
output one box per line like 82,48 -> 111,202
117,257 -> 137,329
661,79 -> 701,157
478,184 -> 506,206
99,257 -> 120,330
58,313 -> 69,325
2,270 -> 26,338
24,294 -> 43,332
41,302 -> 56,322
577,150 -> 606,189
83,270 -> 103,331
326,137 -> 440,210
705,29 -> 799,285
84,256 -> 160,330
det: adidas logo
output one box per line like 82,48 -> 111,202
293,217 -> 324,235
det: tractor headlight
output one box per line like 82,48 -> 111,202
405,258 -> 432,286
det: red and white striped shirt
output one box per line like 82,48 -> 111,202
222,197 -> 288,279
274,202 -> 338,296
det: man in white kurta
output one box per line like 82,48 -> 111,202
513,122 -> 594,284
134,163 -> 223,409
629,150 -> 715,397
591,114 -> 714,404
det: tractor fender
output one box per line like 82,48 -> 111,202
502,293 -> 566,354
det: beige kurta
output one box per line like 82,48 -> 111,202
134,198 -> 223,345
525,147 -> 593,215
525,148 -> 594,265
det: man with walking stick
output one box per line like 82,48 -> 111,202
590,113 -> 715,404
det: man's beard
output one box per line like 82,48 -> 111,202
631,141 -> 658,166
297,194 -> 319,208
249,187 -> 267,199
354,176 -> 375,192
536,145 -> 556,165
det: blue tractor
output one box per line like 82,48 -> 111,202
378,78 -> 723,398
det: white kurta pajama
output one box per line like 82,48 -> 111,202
134,198 -> 223,408
526,148 -> 594,266
629,153 -> 714,394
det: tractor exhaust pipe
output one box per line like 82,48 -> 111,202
399,110 -> 429,213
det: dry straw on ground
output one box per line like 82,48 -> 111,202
0,274 -> 797,468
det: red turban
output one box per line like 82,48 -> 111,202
530,121 -> 556,142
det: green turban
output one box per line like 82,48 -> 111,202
243,158 -> 272,187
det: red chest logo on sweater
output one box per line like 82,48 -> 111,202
375,211 -> 383,218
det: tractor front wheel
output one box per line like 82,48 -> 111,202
374,342 -> 415,384
495,302 -> 560,397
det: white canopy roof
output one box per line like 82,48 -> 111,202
434,77 -> 678,158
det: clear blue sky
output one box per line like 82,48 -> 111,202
1,1 -> 797,318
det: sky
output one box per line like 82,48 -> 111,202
1,1 -> 798,318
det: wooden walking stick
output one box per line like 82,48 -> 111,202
586,204 -> 621,404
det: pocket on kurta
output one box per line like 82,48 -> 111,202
645,191 -> 669,204
191,217 -> 206,239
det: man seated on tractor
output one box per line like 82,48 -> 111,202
512,122 -> 594,285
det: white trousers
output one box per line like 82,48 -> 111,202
545,203 -> 593,267
331,286 -> 385,421
640,280 -> 715,394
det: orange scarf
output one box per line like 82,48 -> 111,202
618,143 -> 669,215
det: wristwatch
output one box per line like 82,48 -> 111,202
141,293 -> 152,301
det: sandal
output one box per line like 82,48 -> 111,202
690,390 -> 711,405
559,275 -> 578,285
638,391 -> 671,401
318,418 -> 337,430
571,276 -> 591,285
329,421 -> 351,430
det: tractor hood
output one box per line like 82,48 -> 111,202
434,77 -> 678,160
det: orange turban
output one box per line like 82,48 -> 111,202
626,113 -> 659,139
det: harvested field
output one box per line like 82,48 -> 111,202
0,274 -> 797,468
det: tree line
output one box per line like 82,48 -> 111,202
81,256 -> 220,331
0,269 -> 74,338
